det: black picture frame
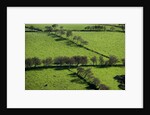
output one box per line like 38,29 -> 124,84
0,0 -> 149,113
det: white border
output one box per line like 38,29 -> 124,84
7,7 -> 143,108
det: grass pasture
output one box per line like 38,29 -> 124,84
73,32 -> 125,59
25,66 -> 124,90
25,24 -> 125,90
25,32 -> 101,61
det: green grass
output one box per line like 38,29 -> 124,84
25,24 -> 125,90
70,66 -> 125,90
25,66 -> 124,90
25,32 -> 125,60
85,66 -> 125,90
25,32 -> 101,61
25,68 -> 88,90
73,32 -> 125,59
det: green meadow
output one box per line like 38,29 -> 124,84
25,66 -> 124,90
25,24 -> 125,90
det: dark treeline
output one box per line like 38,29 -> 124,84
25,55 -> 125,68
76,67 -> 109,90
25,24 -> 125,33
25,26 -> 43,32
84,24 -> 125,32
114,75 -> 125,90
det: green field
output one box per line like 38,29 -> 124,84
25,68 -> 88,90
26,66 -> 124,90
73,32 -> 125,59
25,24 -> 125,90
25,32 -> 100,60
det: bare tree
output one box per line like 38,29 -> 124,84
80,56 -> 88,65
99,56 -> 105,66
108,55 -> 118,65
25,58 -> 33,68
42,57 -> 53,66
77,67 -> 85,76
90,56 -> 97,65
54,56 -> 65,66
66,30 -> 73,38
32,57 -> 41,67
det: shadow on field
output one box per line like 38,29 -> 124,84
25,64 -> 124,71
25,65 -> 77,71
68,72 -> 97,90
94,64 -> 124,68
48,33 -> 110,58
49,34 -> 67,41
65,40 -> 78,47
71,78 -> 86,84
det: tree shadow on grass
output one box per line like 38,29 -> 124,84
68,72 -> 97,90
25,66 -> 54,71
49,34 -> 67,41
65,40 -> 79,47
48,33 -> 110,58
25,65 -> 69,71
54,66 -> 69,71
25,64 -> 124,71
86,84 -> 97,90
94,64 -> 124,69
71,78 -> 86,84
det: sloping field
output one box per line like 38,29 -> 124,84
26,31 -> 125,61
25,66 -> 124,90
25,32 -> 100,60
25,24 -> 125,90
73,32 -> 125,59
25,68 -> 88,90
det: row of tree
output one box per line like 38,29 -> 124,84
26,24 -> 125,33
45,25 -> 89,46
85,25 -> 106,31
25,55 -> 125,68
54,56 -> 87,67
77,67 -> 109,90
73,36 -> 88,46
25,26 -> 42,32
84,25 -> 125,32
25,56 -> 87,68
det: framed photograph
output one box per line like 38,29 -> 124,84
1,0 -> 148,111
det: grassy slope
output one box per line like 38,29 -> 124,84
25,66 -> 125,90
25,68 -> 88,90
25,24 -> 125,90
25,32 -> 125,60
90,67 -> 125,90
73,32 -> 125,59
25,32 -> 100,61
71,66 -> 125,90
